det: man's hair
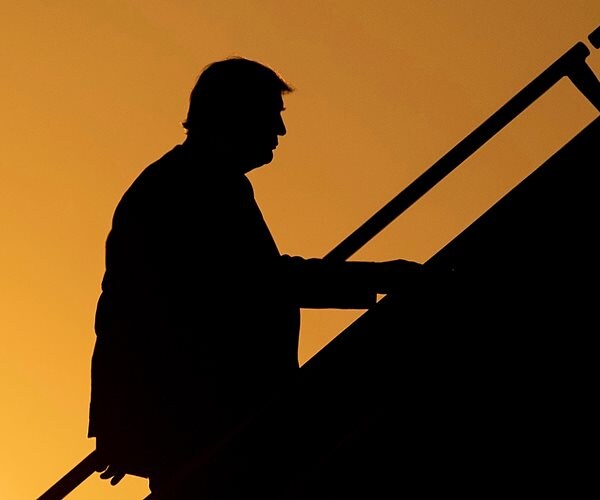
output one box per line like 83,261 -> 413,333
182,57 -> 294,134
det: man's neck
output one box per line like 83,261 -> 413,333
181,136 -> 256,175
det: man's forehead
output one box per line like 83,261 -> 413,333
237,91 -> 284,111
256,91 -> 284,106
274,94 -> 285,110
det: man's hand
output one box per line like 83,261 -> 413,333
94,456 -> 126,486
98,463 -> 126,486
374,258 -> 426,294
384,258 -> 425,272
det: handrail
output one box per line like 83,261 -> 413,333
37,451 -> 100,500
325,26 -> 600,262
37,24 -> 599,499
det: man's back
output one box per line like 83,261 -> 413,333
89,143 -> 301,475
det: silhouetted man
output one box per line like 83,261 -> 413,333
88,57 -> 422,497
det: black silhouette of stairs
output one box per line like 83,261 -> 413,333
280,112 -> 599,499
38,25 -> 599,499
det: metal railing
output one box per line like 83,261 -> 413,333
325,25 -> 600,262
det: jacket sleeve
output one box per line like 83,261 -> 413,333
279,255 -> 423,309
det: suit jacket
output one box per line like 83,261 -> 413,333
88,143 -> 377,475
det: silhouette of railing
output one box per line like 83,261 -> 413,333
325,25 -> 600,262
38,451 -> 100,500
38,24 -> 600,500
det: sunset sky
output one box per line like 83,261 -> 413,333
1,2 -> 599,498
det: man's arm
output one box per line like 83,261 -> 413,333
280,255 -> 423,309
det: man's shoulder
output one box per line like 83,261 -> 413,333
136,144 -> 186,181
125,145 -> 190,195
109,145 -> 188,218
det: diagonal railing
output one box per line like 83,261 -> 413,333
325,25 -> 600,262
37,24 -> 600,500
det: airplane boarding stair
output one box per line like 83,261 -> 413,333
38,25 -> 600,499
280,112 -> 600,499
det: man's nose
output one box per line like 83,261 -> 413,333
276,114 -> 286,136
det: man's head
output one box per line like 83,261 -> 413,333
183,57 -> 293,172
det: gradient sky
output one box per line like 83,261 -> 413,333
2,2 -> 599,498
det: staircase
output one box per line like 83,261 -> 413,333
38,25 -> 600,500
285,113 -> 600,499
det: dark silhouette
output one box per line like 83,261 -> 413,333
87,57 -> 422,497
36,26 -> 598,500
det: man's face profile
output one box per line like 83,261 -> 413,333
227,92 -> 287,173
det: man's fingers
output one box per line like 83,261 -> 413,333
99,465 -> 126,485
110,472 -> 126,485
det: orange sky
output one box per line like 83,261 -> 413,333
1,2 -> 599,498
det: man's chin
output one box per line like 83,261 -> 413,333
264,150 -> 274,164
243,151 -> 274,172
